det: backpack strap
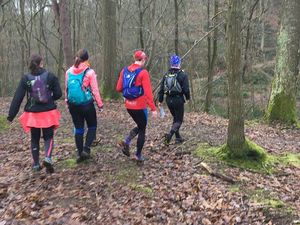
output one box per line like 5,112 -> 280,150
82,68 -> 90,85
122,67 -> 143,86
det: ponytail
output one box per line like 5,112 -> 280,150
74,56 -> 82,67
73,49 -> 89,68
29,54 -> 42,74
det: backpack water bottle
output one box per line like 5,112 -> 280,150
159,106 -> 165,118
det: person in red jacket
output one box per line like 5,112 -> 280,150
116,50 -> 157,161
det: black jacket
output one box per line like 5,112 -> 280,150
158,68 -> 190,103
7,68 -> 62,122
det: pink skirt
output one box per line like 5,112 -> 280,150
19,109 -> 61,133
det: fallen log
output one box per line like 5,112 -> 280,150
198,162 -> 237,184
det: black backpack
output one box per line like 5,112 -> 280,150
163,72 -> 182,95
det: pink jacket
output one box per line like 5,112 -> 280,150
65,62 -> 103,108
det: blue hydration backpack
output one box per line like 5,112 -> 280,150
67,68 -> 93,105
122,67 -> 143,100
27,71 -> 51,104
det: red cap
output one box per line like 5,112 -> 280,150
134,50 -> 147,61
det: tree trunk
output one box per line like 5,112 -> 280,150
59,0 -> 73,67
138,0 -> 144,49
265,0 -> 300,125
174,0 -> 179,54
102,0 -> 118,99
226,0 -> 245,157
51,0 -> 73,69
204,0 -> 218,113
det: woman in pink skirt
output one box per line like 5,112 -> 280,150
7,54 -> 62,173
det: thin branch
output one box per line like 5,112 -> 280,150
182,21 -> 224,60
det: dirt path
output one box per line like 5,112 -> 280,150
0,99 -> 299,224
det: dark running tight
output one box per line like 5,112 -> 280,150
31,126 -> 54,166
68,101 -> 97,155
166,96 -> 184,139
126,109 -> 148,156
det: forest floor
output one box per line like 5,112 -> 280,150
0,99 -> 299,225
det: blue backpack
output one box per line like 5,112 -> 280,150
122,67 -> 143,100
67,68 -> 93,105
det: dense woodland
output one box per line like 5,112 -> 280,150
0,0 -> 300,224
1,0 -> 297,119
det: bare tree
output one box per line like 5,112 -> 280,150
204,0 -> 219,113
174,0 -> 179,54
51,0 -> 73,68
102,0 -> 117,99
225,0 -> 245,157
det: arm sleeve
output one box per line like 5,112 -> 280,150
50,73 -> 62,100
116,69 -> 124,92
7,76 -> 27,121
158,76 -> 165,103
182,73 -> 190,101
85,69 -> 103,108
142,70 -> 156,111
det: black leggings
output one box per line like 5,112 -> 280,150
127,109 -> 148,156
166,96 -> 184,139
69,101 -> 97,155
31,126 -> 54,166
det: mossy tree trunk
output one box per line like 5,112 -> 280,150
225,0 -> 246,158
102,0 -> 118,99
265,0 -> 300,125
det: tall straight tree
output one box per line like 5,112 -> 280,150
102,0 -> 117,98
265,0 -> 300,125
138,0 -> 144,49
204,0 -> 218,113
52,0 -> 73,68
225,0 -> 245,157
174,0 -> 179,54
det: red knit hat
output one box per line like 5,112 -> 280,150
134,50 -> 148,61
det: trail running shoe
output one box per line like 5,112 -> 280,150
119,141 -> 130,157
81,150 -> 91,159
32,164 -> 42,172
43,157 -> 54,174
175,137 -> 185,144
133,153 -> 146,162
163,133 -> 171,146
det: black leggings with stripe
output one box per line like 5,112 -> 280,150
31,126 -> 54,166
126,109 -> 148,156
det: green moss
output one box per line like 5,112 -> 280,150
278,153 -> 300,168
229,185 -> 240,193
249,188 -> 286,208
106,163 -> 140,185
60,137 -> 74,144
129,184 -> 154,196
221,138 -> 268,166
265,92 -> 298,125
60,158 -> 77,168
0,115 -> 9,132
268,199 -> 285,208
195,141 -> 275,173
